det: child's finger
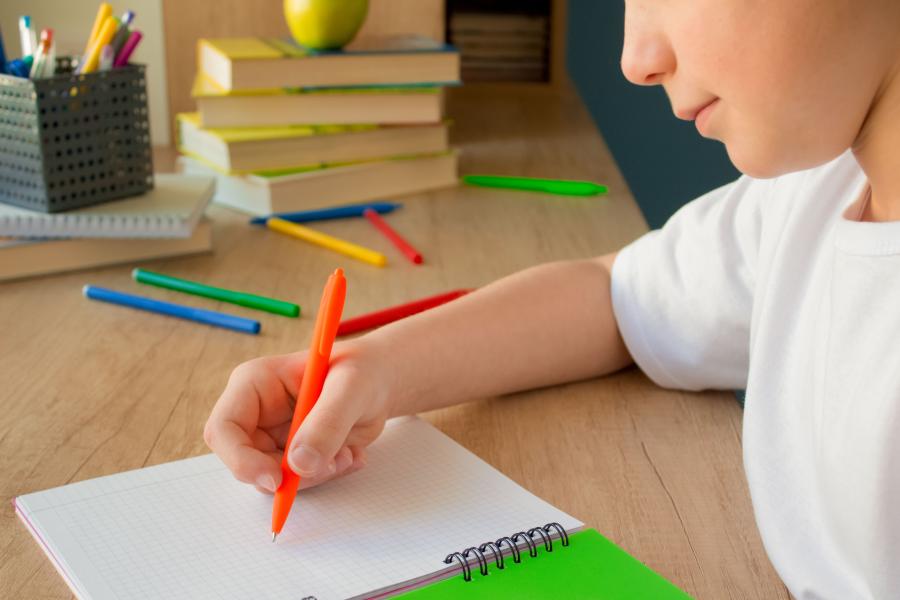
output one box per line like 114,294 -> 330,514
349,445 -> 368,469
297,445 -> 363,490
206,420 -> 282,492
212,357 -> 297,433
334,445 -> 353,473
287,370 -> 361,477
263,421 -> 292,449
255,450 -> 289,494
251,428 -> 280,453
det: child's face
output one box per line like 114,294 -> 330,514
621,0 -> 899,178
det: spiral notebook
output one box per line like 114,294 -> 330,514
15,417 -> 689,599
0,174 -> 214,238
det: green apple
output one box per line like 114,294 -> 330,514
283,0 -> 369,50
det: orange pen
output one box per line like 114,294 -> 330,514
271,268 -> 347,541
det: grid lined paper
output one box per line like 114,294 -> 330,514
17,417 -> 583,600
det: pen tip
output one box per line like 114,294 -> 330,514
272,532 -> 277,543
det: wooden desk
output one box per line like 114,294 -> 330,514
0,84 -> 789,599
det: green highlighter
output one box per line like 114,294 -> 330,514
132,268 -> 300,318
463,175 -> 608,197
396,529 -> 692,599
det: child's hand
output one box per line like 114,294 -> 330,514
204,340 -> 393,494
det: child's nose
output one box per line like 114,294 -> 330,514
620,5 -> 675,86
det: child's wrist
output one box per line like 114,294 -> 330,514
339,331 -> 406,419
353,328 -> 420,418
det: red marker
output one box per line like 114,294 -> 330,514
363,208 -> 423,265
337,289 -> 471,336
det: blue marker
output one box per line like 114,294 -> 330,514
83,285 -> 261,335
7,55 -> 33,78
249,201 -> 401,225
0,26 -> 8,74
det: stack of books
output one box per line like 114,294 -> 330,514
178,35 -> 461,215
0,175 -> 215,281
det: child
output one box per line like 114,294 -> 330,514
204,1 -> 900,597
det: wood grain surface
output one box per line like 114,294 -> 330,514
0,83 -> 789,599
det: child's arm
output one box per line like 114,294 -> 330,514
205,254 -> 631,491
376,254 -> 631,416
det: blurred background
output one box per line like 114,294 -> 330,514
0,0 -> 739,228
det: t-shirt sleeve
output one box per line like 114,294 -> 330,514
610,175 -> 769,391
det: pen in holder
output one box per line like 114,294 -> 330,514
0,56 -> 153,213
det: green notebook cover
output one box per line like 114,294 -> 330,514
395,529 -> 692,599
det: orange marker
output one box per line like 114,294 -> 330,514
271,268 -> 347,541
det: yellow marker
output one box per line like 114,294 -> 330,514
267,218 -> 387,267
84,3 -> 112,55
80,16 -> 117,74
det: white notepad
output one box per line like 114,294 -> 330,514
16,417 -> 583,600
0,174 -> 215,239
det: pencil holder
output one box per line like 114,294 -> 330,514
0,57 -> 154,213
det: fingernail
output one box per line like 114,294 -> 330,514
336,451 -> 352,473
256,474 -> 276,493
290,445 -> 321,475
326,458 -> 337,474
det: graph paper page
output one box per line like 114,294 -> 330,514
16,416 -> 583,600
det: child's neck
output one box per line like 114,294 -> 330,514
853,61 -> 900,222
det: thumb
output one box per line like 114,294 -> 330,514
287,373 -> 358,477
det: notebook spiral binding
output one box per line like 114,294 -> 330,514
443,521 -> 570,582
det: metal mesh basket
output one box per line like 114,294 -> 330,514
0,57 -> 154,213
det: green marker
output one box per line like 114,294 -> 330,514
132,269 -> 300,318
462,175 -> 608,197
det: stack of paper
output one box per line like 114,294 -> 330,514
0,174 -> 215,281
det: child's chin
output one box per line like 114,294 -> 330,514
726,143 -> 807,180
726,139 -> 851,180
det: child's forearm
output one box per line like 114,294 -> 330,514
364,253 -> 632,417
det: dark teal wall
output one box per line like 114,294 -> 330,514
565,2 -> 739,229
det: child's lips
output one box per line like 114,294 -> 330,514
695,98 -> 720,135
675,97 -> 719,122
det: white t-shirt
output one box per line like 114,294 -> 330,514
610,151 -> 900,599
